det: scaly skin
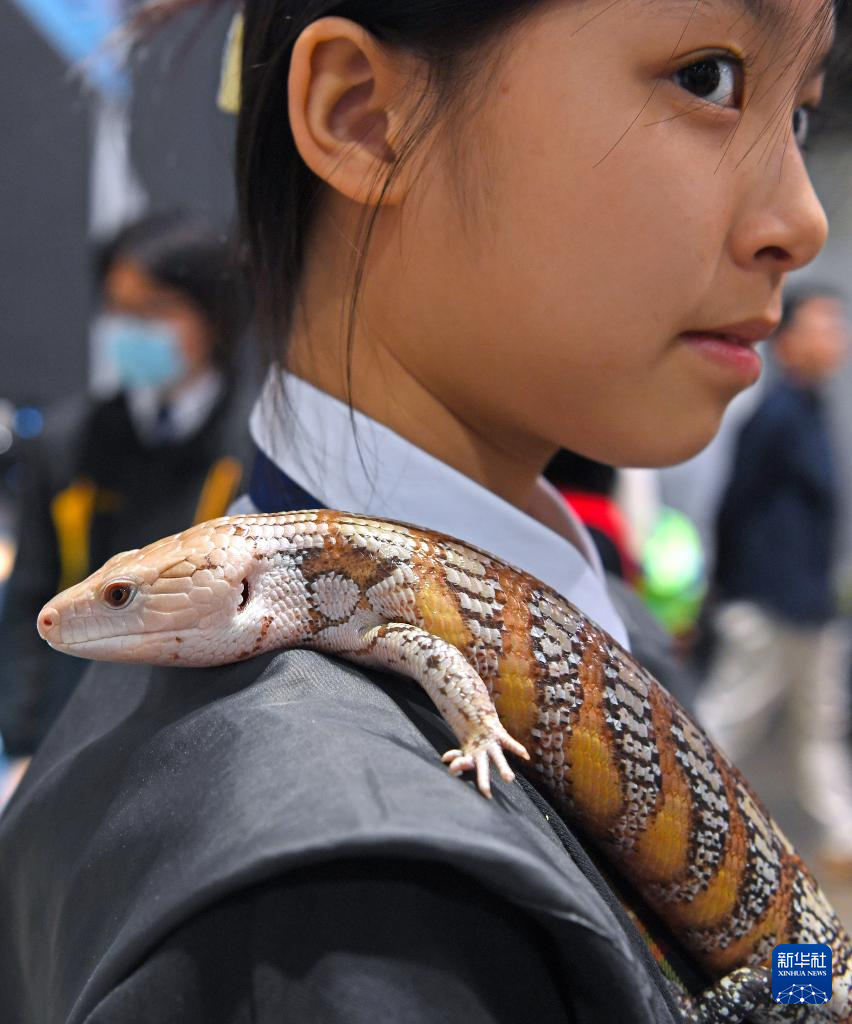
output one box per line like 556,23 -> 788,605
38,510 -> 852,1022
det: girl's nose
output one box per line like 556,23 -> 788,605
734,154 -> 829,276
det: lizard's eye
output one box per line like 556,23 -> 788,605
101,579 -> 138,610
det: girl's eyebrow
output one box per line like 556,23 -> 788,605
739,0 -> 798,30
660,0 -> 833,36
660,0 -> 835,75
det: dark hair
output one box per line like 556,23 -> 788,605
779,282 -> 846,334
97,210 -> 250,370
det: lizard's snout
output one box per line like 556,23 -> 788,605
37,605 -> 60,642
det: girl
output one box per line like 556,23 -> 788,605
0,2 -> 837,1022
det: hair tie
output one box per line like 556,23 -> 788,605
217,9 -> 243,114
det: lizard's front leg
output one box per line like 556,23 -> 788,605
350,622 -> 529,797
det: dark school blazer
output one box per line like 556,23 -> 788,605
0,647 -> 686,1023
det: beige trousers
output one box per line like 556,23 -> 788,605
696,601 -> 852,857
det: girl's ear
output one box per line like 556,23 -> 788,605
288,17 -> 416,207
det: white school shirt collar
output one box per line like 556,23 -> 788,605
250,370 -> 629,648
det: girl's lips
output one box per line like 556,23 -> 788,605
680,331 -> 763,383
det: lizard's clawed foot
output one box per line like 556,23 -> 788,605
442,724 -> 529,798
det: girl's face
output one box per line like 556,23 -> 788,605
358,0 -> 833,469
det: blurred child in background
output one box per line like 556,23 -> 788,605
0,211 -> 252,763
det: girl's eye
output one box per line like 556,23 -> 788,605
793,107 -> 811,149
675,56 -> 743,109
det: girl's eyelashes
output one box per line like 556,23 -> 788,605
674,54 -> 744,109
672,54 -> 816,152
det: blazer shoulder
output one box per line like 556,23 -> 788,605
0,649 -> 667,1024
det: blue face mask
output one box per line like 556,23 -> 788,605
95,315 -> 187,391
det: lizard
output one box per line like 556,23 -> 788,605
37,509 -> 852,1023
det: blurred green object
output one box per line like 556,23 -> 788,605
640,507 -> 707,635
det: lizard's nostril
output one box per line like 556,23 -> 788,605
38,606 -> 60,638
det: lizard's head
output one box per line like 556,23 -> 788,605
36,517 -> 290,666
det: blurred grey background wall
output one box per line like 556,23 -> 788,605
0,0 -> 235,408
1,0 -> 92,405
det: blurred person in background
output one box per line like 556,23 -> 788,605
696,285 -> 852,870
0,211 -> 253,766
